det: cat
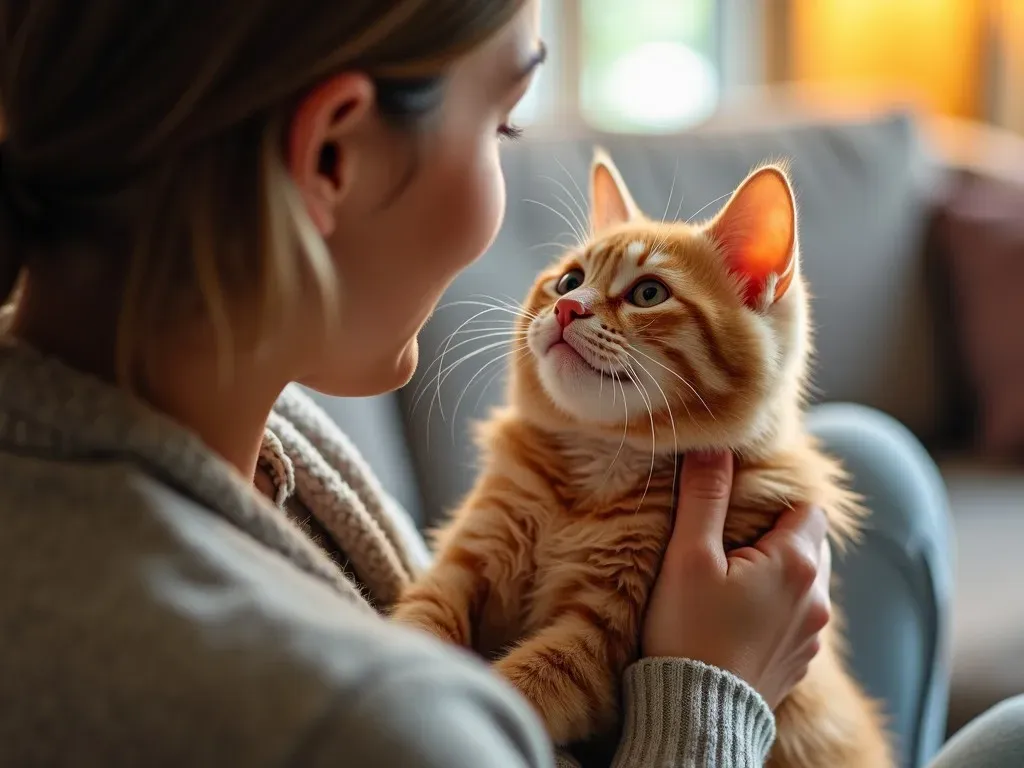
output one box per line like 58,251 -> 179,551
393,149 -> 894,767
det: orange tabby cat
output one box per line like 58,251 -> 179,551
393,150 -> 893,767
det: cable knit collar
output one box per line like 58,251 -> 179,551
0,339 -> 373,611
261,388 -> 417,608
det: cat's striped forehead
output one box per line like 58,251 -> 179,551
570,232 -> 680,294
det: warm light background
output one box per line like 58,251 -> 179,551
995,0 -> 1024,130
789,0 -> 987,119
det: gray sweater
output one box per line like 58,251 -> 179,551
0,340 -> 775,767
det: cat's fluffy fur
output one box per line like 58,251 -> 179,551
393,151 -> 894,767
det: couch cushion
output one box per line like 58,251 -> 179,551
937,171 -> 1024,458
940,458 -> 1024,731
400,111 -> 944,524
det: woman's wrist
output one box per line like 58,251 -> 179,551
612,658 -> 776,768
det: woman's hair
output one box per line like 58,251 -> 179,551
0,0 -> 525,378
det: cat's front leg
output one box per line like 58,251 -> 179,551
492,611 -> 623,746
393,488 -> 540,649
391,547 -> 486,647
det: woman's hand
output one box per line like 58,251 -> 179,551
642,451 -> 832,709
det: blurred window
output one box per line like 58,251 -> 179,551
514,0 -> 723,133
580,0 -> 719,132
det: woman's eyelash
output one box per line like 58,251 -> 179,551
498,123 -> 524,141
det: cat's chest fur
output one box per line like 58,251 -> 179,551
525,441 -> 678,631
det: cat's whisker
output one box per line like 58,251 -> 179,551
411,324 -> 521,399
652,157 -> 682,254
412,307 -> 520,407
421,340 -> 524,444
627,343 -> 717,424
592,370 -> 631,501
542,175 -> 591,244
554,157 -> 590,234
413,325 -> 488,408
622,344 -> 707,439
472,355 -> 517,419
433,300 -> 536,323
623,352 -> 678,454
530,239 -> 579,254
450,344 -> 529,442
621,358 -> 658,514
540,177 -> 589,240
431,330 -> 523,365
624,351 -> 681,511
524,198 -> 587,248
434,319 -> 522,348
470,293 -> 537,320
435,339 -> 524,401
662,156 -> 680,224
552,191 -> 587,243
431,302 -> 532,419
673,182 -> 687,222
414,337 -> 521,418
448,324 -> 522,338
686,189 -> 734,225
497,293 -> 536,318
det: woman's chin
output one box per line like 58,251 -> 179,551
393,337 -> 420,389
300,338 -> 419,398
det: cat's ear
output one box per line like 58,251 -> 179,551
590,148 -> 642,232
707,164 -> 797,309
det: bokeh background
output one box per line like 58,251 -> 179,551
514,0 -> 1024,139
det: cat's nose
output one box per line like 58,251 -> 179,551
554,297 -> 592,328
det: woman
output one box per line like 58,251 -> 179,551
0,1 -> 1015,766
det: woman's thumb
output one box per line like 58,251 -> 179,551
665,451 -> 734,570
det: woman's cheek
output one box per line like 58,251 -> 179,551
484,160 -> 507,251
467,152 -> 506,265
441,157 -> 504,274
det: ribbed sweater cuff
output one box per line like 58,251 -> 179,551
612,658 -> 776,768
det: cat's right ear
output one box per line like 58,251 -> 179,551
706,164 -> 797,310
590,148 -> 641,232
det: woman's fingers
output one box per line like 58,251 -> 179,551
815,539 -> 832,593
664,451 -> 735,574
764,502 -> 828,548
756,504 -> 828,591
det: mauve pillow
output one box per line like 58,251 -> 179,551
939,172 -> 1024,458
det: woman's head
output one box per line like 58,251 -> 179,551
0,0 -> 541,395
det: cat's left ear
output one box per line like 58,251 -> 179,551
706,164 -> 797,309
590,148 -> 642,232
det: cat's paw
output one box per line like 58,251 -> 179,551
493,651 -> 608,745
391,600 -> 468,646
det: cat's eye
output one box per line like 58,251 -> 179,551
630,279 -> 670,308
556,269 -> 585,295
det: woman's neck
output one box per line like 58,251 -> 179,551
10,268 -> 288,482
140,336 -> 286,481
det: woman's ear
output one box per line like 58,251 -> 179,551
288,73 -> 374,236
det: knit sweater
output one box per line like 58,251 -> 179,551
0,339 -> 776,767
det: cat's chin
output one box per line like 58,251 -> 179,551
532,348 -> 650,427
